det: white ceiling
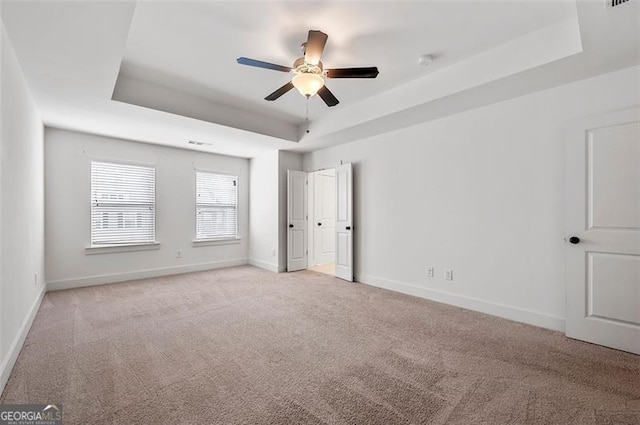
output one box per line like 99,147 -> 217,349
1,1 -> 639,158
119,1 -> 576,122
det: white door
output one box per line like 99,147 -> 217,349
314,170 -> 336,266
287,170 -> 308,272
565,108 -> 640,354
335,163 -> 353,282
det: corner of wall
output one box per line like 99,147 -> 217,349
0,287 -> 45,394
248,258 -> 279,273
1,18 -> 47,395
277,150 -> 303,272
248,151 -> 279,270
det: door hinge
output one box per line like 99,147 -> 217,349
306,180 -> 308,185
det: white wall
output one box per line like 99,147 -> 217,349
45,128 -> 249,289
248,151 -> 279,272
303,65 -> 640,331
0,22 -> 45,392
278,151 -> 303,272
247,150 -> 302,273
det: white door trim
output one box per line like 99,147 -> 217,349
307,173 -> 316,268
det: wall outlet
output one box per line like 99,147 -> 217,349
271,248 -> 276,257
176,250 -> 182,259
426,267 -> 434,278
444,269 -> 454,281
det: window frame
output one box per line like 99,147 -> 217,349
193,169 -> 240,244
88,159 -> 158,251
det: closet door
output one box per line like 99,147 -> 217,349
335,163 -> 353,282
287,170 -> 308,272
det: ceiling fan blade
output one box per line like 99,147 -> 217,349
326,67 -> 379,79
317,86 -> 339,107
304,30 -> 328,66
265,82 -> 294,101
237,57 -> 292,73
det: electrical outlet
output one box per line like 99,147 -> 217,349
176,250 -> 182,259
426,267 -> 434,278
271,248 -> 276,257
444,269 -> 453,281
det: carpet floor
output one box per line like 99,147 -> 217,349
2,266 -> 639,424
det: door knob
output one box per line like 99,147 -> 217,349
346,226 -> 351,230
317,222 -> 322,226
289,224 -> 293,228
569,236 -> 580,244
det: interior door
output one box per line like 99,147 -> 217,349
565,108 -> 640,354
314,170 -> 336,266
287,170 -> 308,272
335,163 -> 353,282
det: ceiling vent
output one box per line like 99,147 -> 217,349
609,0 -> 630,7
188,140 -> 212,147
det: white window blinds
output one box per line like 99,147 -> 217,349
196,171 -> 238,239
91,161 -> 156,245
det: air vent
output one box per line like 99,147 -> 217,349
188,140 -> 212,147
609,0 -> 630,7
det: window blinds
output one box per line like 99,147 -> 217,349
91,161 -> 156,245
196,171 -> 238,239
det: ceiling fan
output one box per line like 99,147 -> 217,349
237,30 -> 379,107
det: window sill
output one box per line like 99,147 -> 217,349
85,242 -> 160,255
192,238 -> 241,247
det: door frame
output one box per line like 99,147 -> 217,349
307,173 -> 316,268
307,168 -> 337,269
288,164 -> 353,281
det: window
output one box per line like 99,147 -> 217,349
196,171 -> 238,240
91,161 -> 155,245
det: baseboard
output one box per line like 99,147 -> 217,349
0,285 -> 45,395
357,274 -> 565,332
47,258 -> 249,291
248,258 -> 279,273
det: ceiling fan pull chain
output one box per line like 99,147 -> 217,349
305,97 -> 311,134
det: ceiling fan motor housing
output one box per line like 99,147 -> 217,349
293,57 -> 323,74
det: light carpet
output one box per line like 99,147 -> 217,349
2,266 -> 639,424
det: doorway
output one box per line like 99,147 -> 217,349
308,169 -> 336,275
286,163 -> 353,281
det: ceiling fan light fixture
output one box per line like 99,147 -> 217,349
237,29 -> 378,107
292,72 -> 325,97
